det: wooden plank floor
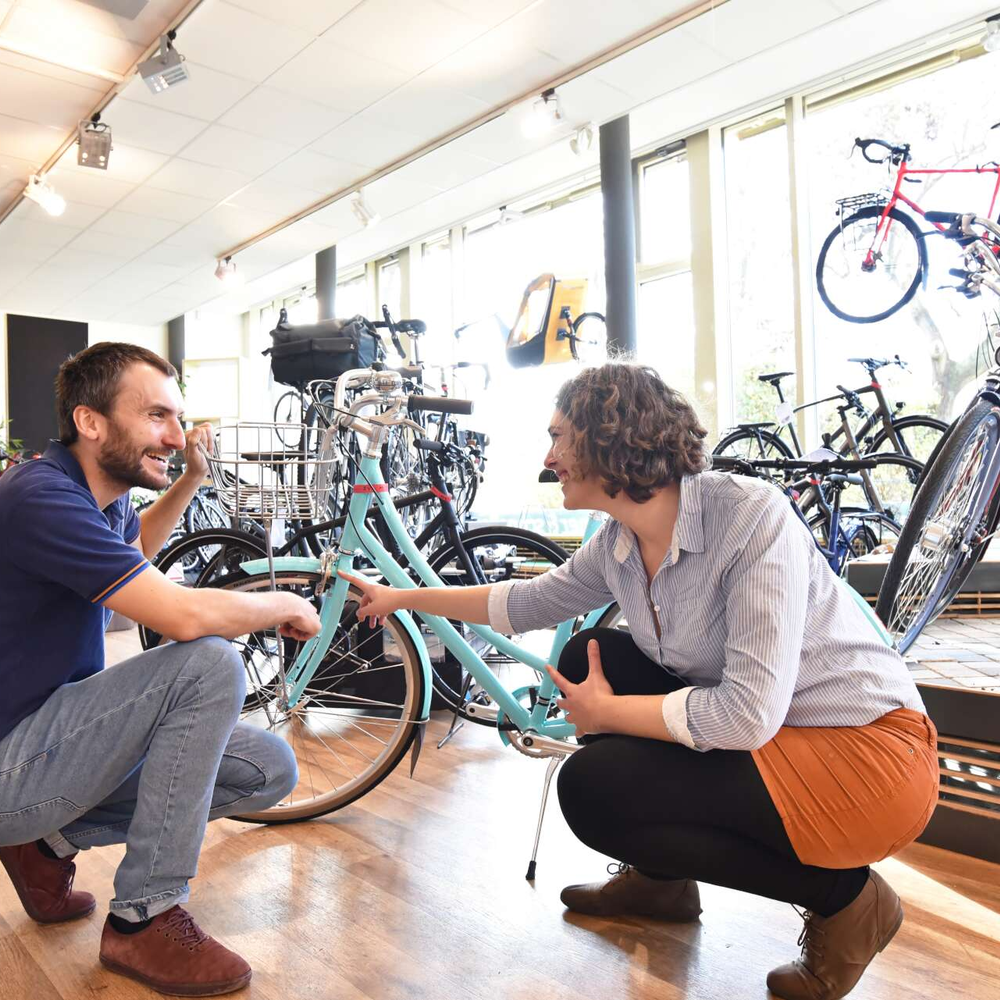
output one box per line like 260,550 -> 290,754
2,635 -> 999,999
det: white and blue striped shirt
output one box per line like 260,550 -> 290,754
487,471 -> 924,752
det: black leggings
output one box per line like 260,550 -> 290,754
555,629 -> 869,916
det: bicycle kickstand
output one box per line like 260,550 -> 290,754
437,673 -> 473,750
526,755 -> 562,881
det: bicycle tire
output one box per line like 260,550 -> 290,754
816,206 -> 926,324
273,390 -> 305,447
712,427 -> 795,461
866,414 -> 949,467
570,312 -> 607,365
424,526 -> 570,721
139,528 -> 268,650
876,399 -> 1000,652
217,572 -> 425,823
806,506 -> 902,572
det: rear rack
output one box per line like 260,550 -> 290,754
835,192 -> 887,216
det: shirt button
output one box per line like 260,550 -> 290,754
653,605 -> 660,613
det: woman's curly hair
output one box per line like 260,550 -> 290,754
555,362 -> 709,503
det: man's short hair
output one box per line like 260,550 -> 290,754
55,341 -> 178,445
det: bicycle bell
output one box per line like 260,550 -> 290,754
373,370 -> 403,396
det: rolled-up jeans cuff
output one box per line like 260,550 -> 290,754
44,831 -> 82,860
110,887 -> 189,922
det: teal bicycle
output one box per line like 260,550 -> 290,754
206,369 -> 615,876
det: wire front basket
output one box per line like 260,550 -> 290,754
206,422 -> 338,522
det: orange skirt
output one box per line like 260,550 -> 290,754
751,708 -> 939,870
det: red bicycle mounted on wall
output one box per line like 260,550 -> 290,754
815,136 -> 1000,324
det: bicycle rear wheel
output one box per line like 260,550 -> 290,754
712,427 -> 794,461
816,206 -> 926,324
220,573 -> 426,823
425,526 -> 569,721
141,528 -> 268,649
876,400 -> 1000,652
807,507 -> 902,573
867,415 -> 949,467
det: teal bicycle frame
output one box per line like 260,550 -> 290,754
242,452 -> 611,742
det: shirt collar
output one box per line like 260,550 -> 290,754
612,473 -> 706,563
43,441 -> 92,491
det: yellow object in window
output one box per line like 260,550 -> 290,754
505,274 -> 588,368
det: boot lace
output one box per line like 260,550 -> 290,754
793,905 -> 827,962
159,908 -> 210,951
606,862 -> 633,879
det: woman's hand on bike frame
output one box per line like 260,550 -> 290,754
546,639 -> 615,736
338,570 -> 402,627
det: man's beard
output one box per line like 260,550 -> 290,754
98,420 -> 170,491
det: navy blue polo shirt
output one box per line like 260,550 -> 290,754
0,442 -> 149,741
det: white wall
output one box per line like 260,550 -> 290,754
87,321 -> 168,356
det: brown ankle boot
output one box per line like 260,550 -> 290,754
0,841 -> 96,924
99,906 -> 251,996
767,871 -> 903,1000
560,863 -> 702,921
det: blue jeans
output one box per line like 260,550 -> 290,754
0,637 -> 297,921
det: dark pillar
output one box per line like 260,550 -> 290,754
167,315 -> 185,372
316,245 -> 337,321
599,115 -> 638,355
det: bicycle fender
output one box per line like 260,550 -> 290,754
240,556 -> 322,574
389,608 -> 434,721
239,556 -> 433,720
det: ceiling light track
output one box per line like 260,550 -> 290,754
214,0 -> 732,264
0,0 -> 210,229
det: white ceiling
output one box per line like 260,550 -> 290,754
0,0 -> 999,328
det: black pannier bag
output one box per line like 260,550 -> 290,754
264,308 -> 380,387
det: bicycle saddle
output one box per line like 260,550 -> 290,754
757,371 -> 794,384
394,319 -> 427,336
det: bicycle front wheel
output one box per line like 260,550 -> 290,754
876,400 -> 1000,652
220,573 -> 426,823
816,206 -> 926,324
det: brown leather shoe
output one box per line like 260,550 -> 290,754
99,906 -> 251,997
560,863 -> 702,921
767,870 -> 903,1000
0,841 -> 96,924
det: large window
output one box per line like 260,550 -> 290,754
807,49 -> 995,427
459,187 -> 606,530
336,269 -> 368,318
415,234 -> 454,370
637,149 -> 696,399
723,111 -> 795,424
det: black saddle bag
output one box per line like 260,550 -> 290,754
264,309 -> 379,387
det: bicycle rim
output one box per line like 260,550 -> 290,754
426,527 -> 568,721
221,573 -> 424,822
817,207 -> 924,323
712,428 -> 793,461
880,406 -> 1000,651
